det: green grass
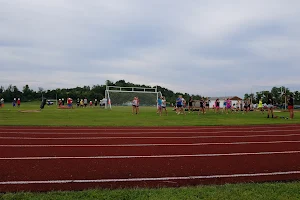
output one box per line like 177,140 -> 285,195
0,102 -> 299,126
1,182 -> 300,200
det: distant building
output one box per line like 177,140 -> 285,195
208,96 -> 242,108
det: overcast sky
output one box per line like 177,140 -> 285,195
1,0 -> 300,97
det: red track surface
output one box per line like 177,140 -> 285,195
0,124 -> 300,192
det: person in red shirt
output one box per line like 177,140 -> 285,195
67,98 -> 73,108
17,98 -> 21,107
58,99 -> 62,107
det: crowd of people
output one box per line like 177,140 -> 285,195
0,93 -> 295,120
132,94 -> 295,119
57,98 -> 105,109
0,98 -> 21,108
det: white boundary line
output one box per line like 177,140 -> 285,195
1,150 -> 300,160
1,140 -> 300,147
2,129 -> 300,135
1,171 -> 300,185
1,133 -> 300,140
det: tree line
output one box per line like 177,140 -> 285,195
244,86 -> 300,105
0,80 -> 299,105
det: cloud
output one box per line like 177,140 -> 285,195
1,0 -> 300,97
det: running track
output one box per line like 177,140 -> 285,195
0,125 -> 300,192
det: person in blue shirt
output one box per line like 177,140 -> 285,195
157,96 -> 163,116
176,95 -> 186,115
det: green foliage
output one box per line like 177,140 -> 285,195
248,87 -> 300,105
0,80 -> 183,104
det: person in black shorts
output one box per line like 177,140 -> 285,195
267,94 -> 274,118
188,96 -> 194,113
243,99 -> 249,114
76,98 -> 80,108
205,98 -> 210,111
248,98 -> 251,111
215,98 -> 220,113
198,98 -> 205,115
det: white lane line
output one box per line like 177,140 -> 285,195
1,133 -> 300,140
1,140 -> 300,147
1,150 -> 300,160
1,170 -> 300,185
2,129 -> 300,135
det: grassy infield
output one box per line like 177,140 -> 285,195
0,102 -> 300,199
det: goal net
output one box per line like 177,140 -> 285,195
105,86 -> 162,109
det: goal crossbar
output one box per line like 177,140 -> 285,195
106,86 -> 157,93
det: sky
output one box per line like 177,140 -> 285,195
1,0 -> 300,97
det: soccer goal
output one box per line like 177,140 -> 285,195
105,86 -> 162,109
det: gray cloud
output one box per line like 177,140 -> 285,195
1,0 -> 300,97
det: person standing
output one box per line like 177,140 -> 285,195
76,98 -> 80,108
17,98 -> 21,107
58,99 -> 62,107
94,99 -> 98,107
157,96 -> 163,116
80,99 -> 84,108
176,95 -> 184,115
12,98 -> 16,107
223,99 -> 227,113
161,96 -> 168,116
267,94 -> 274,118
132,97 -> 138,114
288,94 -> 294,119
67,98 -> 73,108
0,98 -> 4,108
258,98 -> 264,114
84,98 -> 88,108
243,99 -> 249,114
205,98 -> 210,111
215,99 -> 220,113
198,98 -> 205,115
188,96 -> 194,113
226,98 -> 232,114
136,97 -> 140,114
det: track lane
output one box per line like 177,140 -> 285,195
1,143 -> 300,157
1,135 -> 300,145
0,154 -> 299,182
1,124 -> 300,133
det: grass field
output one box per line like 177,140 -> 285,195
0,102 -> 298,126
1,182 -> 300,200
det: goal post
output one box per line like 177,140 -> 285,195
105,86 -> 162,109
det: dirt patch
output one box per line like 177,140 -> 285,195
19,110 -> 41,113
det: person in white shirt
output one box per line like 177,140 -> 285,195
161,96 -> 168,115
132,97 -> 138,114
